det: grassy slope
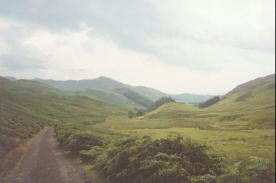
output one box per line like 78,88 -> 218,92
75,89 -> 144,109
93,78 -> 275,164
132,86 -> 169,101
0,77 -> 71,96
0,86 -> 126,177
1,76 -> 144,109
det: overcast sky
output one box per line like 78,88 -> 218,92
0,0 -> 275,94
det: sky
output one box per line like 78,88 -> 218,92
0,0 -> 275,95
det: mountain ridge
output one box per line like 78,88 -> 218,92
33,76 -> 216,103
226,74 -> 275,96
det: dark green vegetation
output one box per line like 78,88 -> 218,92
0,90 -> 51,177
57,122 -> 274,183
57,126 -> 228,183
123,90 -> 154,108
1,74 -> 275,182
199,96 -> 220,108
151,96 -> 176,110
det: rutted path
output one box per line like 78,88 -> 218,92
5,127 -> 94,183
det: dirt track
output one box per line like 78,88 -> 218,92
5,127 -> 94,183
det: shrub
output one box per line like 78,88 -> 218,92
218,157 -> 275,183
94,135 -> 227,183
66,131 -> 103,155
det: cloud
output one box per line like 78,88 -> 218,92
0,54 -> 46,70
0,1 -> 274,94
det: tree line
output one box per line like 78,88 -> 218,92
128,96 -> 176,118
198,96 -> 220,108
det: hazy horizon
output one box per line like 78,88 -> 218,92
0,0 -> 275,95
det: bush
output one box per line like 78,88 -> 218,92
94,135 -> 227,183
65,131 -> 103,155
218,157 -> 275,183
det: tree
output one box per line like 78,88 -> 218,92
128,111 -> 134,119
151,96 -> 176,110
136,109 -> 145,116
198,96 -> 220,109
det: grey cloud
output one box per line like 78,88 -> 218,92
0,0 -> 274,71
0,0 -> 169,52
0,54 -> 46,70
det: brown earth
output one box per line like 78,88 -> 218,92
4,127 -> 95,183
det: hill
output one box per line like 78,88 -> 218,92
172,93 -> 215,103
33,77 -> 169,102
0,85 -> 127,177
75,89 -> 144,109
132,86 -> 169,101
226,74 -> 275,95
147,74 -> 275,129
210,74 -> 275,111
34,76 -> 130,91
0,77 -> 71,96
95,74 -> 275,165
4,76 -> 17,81
1,76 -> 152,109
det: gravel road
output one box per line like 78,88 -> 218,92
5,127 -> 94,183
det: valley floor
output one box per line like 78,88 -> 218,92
93,115 -> 275,164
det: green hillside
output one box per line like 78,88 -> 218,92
148,76 -> 275,129
1,76 -> 145,109
93,75 -> 275,166
1,74 -> 274,182
209,78 -> 275,112
34,77 -> 170,102
0,86 -> 126,177
75,89 -> 144,109
111,87 -> 155,108
34,76 -> 131,91
32,76 -> 219,106
132,86 -> 169,101
0,77 -> 71,96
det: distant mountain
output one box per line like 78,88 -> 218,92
172,93 -> 215,103
133,86 -> 169,101
5,76 -> 17,81
34,77 -> 169,102
75,89 -> 144,109
34,76 -> 130,91
0,76 -> 12,88
0,77 -> 71,95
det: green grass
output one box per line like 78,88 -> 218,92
1,75 -> 275,180
0,88 -> 127,178
75,89 -> 144,109
92,80 -> 275,164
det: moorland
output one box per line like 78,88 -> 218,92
0,74 -> 275,183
